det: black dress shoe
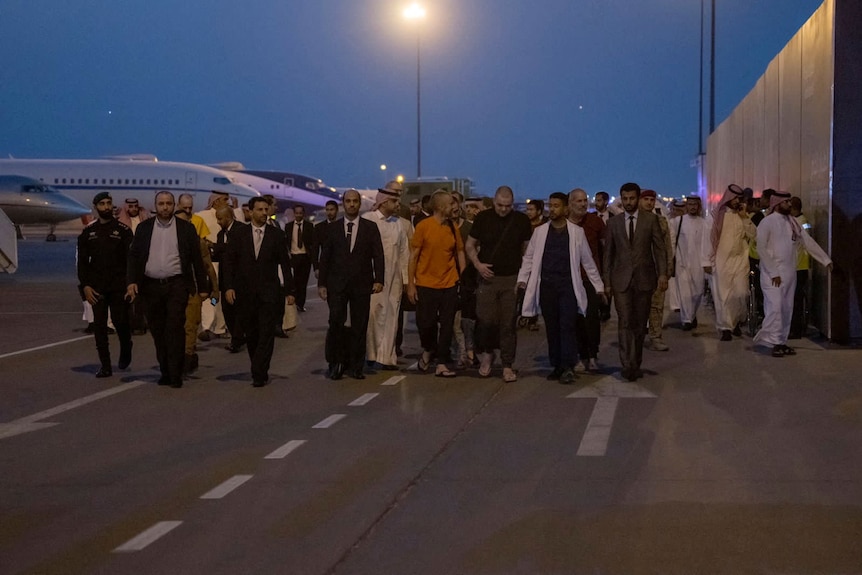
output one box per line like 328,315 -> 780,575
157,375 -> 170,386
682,322 -> 693,331
350,369 -> 366,380
732,325 -> 742,337
560,369 -> 576,384
95,366 -> 112,378
118,344 -> 132,370
84,323 -> 96,334
691,318 -> 698,328
274,328 -> 289,338
720,330 -> 733,341
633,368 -> 644,379
297,305 -> 306,312
331,363 -> 345,380
170,381 -> 183,388
252,379 -> 268,387
546,367 -> 564,381
225,343 -> 242,353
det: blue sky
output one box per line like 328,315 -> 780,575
0,0 -> 824,199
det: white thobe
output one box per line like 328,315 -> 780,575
363,210 -> 410,365
196,208 -> 227,334
706,212 -> 756,331
753,213 -> 831,346
669,214 -> 707,323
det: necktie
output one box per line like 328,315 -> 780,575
254,227 -> 263,258
628,215 -> 635,244
297,222 -> 303,250
346,221 -> 354,252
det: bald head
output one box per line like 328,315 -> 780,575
216,204 -> 235,230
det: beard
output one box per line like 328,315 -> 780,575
97,208 -> 114,220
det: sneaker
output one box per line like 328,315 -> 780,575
560,369 -> 576,384
197,330 -> 212,342
587,358 -> 599,372
574,361 -> 586,373
649,338 -> 669,351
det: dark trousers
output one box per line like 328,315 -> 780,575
239,295 -> 276,382
326,287 -> 371,372
130,298 -> 147,332
750,257 -> 764,315
575,278 -> 601,361
290,253 -> 312,309
539,276 -> 579,370
416,285 -> 458,364
790,270 -> 808,337
475,275 -> 518,367
274,287 -> 286,330
222,299 -> 245,348
92,290 -> 131,368
613,286 -> 652,372
141,277 -> 188,385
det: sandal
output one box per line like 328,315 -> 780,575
771,346 -> 784,358
479,353 -> 492,377
417,352 -> 431,372
435,365 -> 456,378
503,367 -> 518,383
781,345 -> 797,356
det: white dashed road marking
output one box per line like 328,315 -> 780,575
113,521 -> 183,552
312,414 -> 347,429
348,393 -> 379,406
381,375 -> 406,386
264,439 -> 307,460
200,475 -> 254,499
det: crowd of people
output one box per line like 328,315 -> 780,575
76,180 -> 832,388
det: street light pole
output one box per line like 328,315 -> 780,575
403,3 -> 426,178
709,0 -> 716,134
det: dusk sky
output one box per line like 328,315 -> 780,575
0,0 -> 824,199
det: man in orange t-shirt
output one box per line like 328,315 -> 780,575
407,190 -> 466,377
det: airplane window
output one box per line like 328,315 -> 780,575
306,183 -> 315,190
86,179 -> 90,184
213,177 -> 231,185
62,179 -> 66,184
162,180 -> 166,185
110,179 -> 114,184
54,179 -> 59,184
102,179 -> 106,184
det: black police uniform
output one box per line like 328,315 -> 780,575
77,218 -> 134,375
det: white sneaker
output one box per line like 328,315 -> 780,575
587,358 -> 599,371
574,361 -> 586,373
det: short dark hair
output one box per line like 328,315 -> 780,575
549,192 -> 568,204
248,197 -> 268,210
762,188 -> 776,199
325,200 -> 338,209
526,198 -> 544,212
620,182 -> 641,196
293,204 -> 305,213
595,191 -> 609,201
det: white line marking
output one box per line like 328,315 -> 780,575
381,375 -> 406,386
348,393 -> 379,406
0,422 -> 60,441
12,381 -> 149,424
312,414 -> 347,429
113,521 -> 183,552
0,336 -> 91,360
264,439 -> 306,460
577,397 -> 619,456
200,475 -> 253,499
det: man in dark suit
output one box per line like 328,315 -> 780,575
318,189 -> 385,380
211,204 -> 247,353
223,197 -> 295,387
313,200 -> 339,280
127,191 -> 208,388
603,182 -> 668,382
284,204 -> 316,312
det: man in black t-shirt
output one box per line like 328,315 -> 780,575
465,186 -> 533,382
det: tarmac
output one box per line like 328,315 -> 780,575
1,229 -> 861,574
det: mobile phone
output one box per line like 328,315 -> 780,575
210,297 -> 218,306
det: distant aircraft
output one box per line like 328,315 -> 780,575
0,175 -> 91,240
210,162 -> 362,213
0,157 -> 261,217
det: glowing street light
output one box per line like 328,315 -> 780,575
403,3 -> 426,177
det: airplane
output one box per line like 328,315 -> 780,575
0,175 -> 92,241
0,157 -> 261,221
210,162 -> 369,215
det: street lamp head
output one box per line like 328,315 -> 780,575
403,3 -> 426,20
380,164 -> 387,171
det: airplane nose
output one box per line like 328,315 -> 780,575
56,193 -> 92,217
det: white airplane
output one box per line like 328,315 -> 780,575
0,157 -> 261,218
0,175 -> 91,228
209,162 -> 369,213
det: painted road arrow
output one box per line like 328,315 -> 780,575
0,380 -> 147,440
568,377 -> 657,456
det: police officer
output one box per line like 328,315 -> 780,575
77,192 -> 134,377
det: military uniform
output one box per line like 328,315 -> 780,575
77,218 -> 134,375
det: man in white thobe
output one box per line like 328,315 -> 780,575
363,183 -> 410,369
704,184 -> 756,341
670,196 -> 707,330
753,192 -> 832,356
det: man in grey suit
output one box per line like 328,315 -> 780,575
603,182 -> 668,381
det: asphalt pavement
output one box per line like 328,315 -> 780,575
1,233 -> 861,575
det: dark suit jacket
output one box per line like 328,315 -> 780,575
127,216 -> 207,294
211,221 -> 247,287
313,220 -> 336,271
318,217 -> 384,294
285,219 -> 316,262
603,209 -> 668,292
222,223 -> 294,303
